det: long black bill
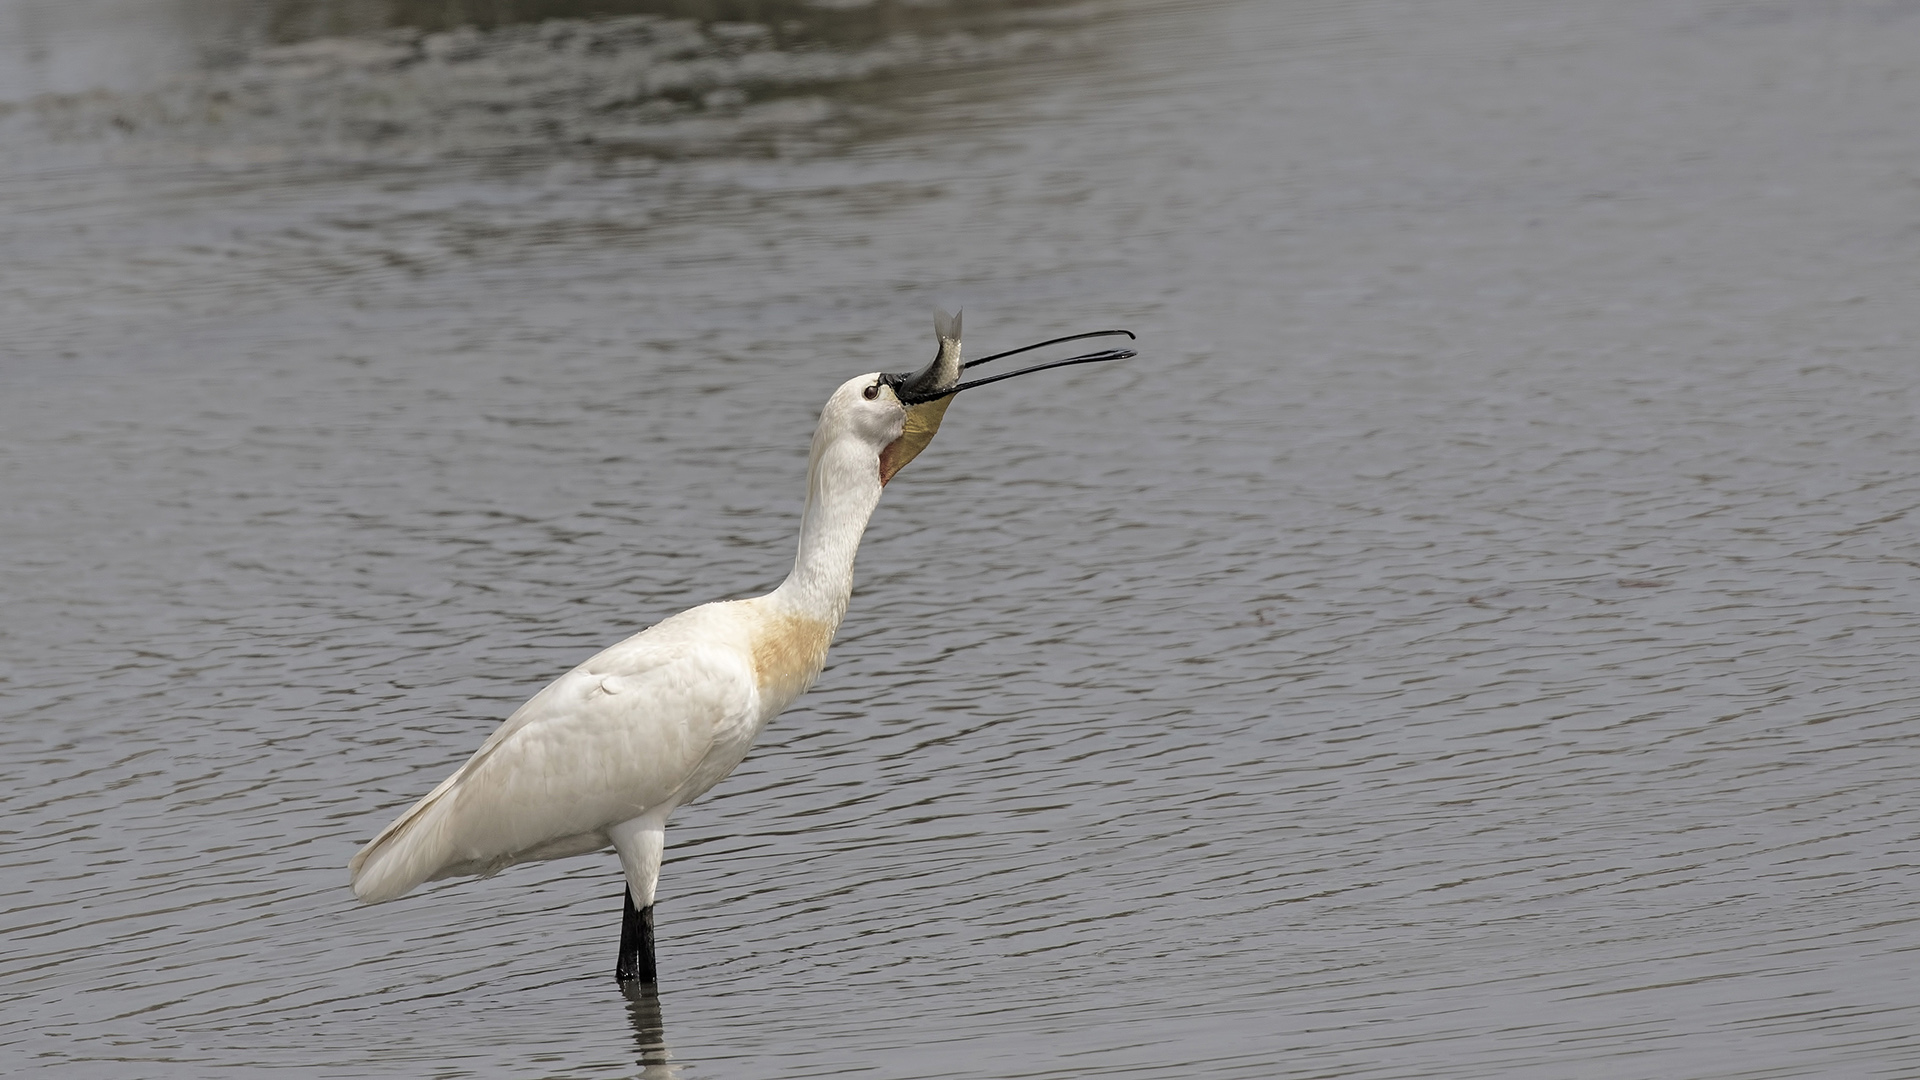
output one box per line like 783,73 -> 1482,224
898,340 -> 1136,404
892,329 -> 1136,405
962,329 -> 1138,372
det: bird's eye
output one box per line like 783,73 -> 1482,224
863,382 -> 880,400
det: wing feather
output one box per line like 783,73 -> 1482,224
350,621 -> 757,902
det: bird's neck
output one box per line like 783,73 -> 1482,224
767,435 -> 884,628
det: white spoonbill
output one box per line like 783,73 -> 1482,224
348,312 -> 1135,983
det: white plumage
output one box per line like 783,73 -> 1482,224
350,370 -> 901,910
348,313 -> 1132,981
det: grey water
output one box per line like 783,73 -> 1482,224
4,0 -> 1919,1076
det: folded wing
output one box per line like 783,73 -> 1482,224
350,636 -> 757,903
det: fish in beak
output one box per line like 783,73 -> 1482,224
877,310 -> 1136,485
878,309 -> 965,484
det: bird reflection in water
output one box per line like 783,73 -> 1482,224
621,983 -> 681,1079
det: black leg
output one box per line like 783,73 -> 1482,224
616,887 -> 657,985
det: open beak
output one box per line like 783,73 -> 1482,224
877,310 -> 1137,485
878,310 -> 965,484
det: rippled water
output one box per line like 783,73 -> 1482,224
5,0 -> 1920,1076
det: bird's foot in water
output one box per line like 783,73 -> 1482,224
616,890 -> 658,984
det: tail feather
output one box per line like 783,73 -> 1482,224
349,776 -> 462,903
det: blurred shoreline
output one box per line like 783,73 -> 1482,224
1,0 -> 1109,166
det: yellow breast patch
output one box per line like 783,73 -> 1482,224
749,608 -> 836,708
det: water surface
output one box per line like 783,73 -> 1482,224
4,1 -> 1919,1076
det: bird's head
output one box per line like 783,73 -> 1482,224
824,310 -> 1136,487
